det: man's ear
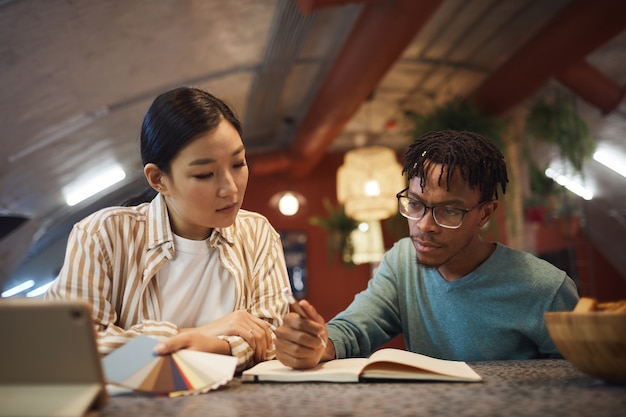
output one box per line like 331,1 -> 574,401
144,163 -> 165,194
478,200 -> 498,228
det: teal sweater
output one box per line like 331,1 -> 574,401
327,240 -> 579,361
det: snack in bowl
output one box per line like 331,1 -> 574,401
572,297 -> 626,313
545,297 -> 626,385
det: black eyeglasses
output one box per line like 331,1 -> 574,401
396,188 -> 485,229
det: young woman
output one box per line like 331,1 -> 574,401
46,86 -> 290,371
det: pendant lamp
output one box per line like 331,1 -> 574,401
350,220 -> 385,265
336,146 -> 404,221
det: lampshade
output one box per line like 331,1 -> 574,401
336,146 -> 404,221
350,220 -> 385,265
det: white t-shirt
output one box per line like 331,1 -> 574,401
157,233 -> 235,328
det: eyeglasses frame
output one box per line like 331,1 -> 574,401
395,187 -> 488,229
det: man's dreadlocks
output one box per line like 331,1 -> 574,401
403,130 -> 508,202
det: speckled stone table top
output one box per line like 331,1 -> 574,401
101,359 -> 625,417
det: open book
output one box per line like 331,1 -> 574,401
242,348 -> 482,383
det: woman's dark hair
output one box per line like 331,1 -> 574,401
403,130 -> 508,202
122,86 -> 242,206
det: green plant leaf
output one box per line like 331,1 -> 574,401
524,96 -> 595,173
308,199 -> 358,234
404,97 -> 507,150
308,199 -> 358,267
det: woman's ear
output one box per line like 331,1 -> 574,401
478,200 -> 498,228
144,163 -> 165,194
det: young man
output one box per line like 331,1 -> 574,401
276,130 -> 579,369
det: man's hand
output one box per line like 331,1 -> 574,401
275,299 -> 335,369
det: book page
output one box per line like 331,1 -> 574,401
242,358 -> 369,382
362,348 -> 482,381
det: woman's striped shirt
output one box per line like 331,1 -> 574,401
45,194 -> 290,371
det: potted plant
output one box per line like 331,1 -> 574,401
524,94 -> 595,175
522,93 -> 594,232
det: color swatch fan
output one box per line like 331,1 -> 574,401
102,335 -> 237,395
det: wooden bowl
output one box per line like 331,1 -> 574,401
545,311 -> 626,384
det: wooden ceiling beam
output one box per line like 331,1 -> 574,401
471,0 -> 626,116
557,60 -> 626,115
249,0 -> 442,178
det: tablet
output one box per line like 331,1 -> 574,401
0,298 -> 107,417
